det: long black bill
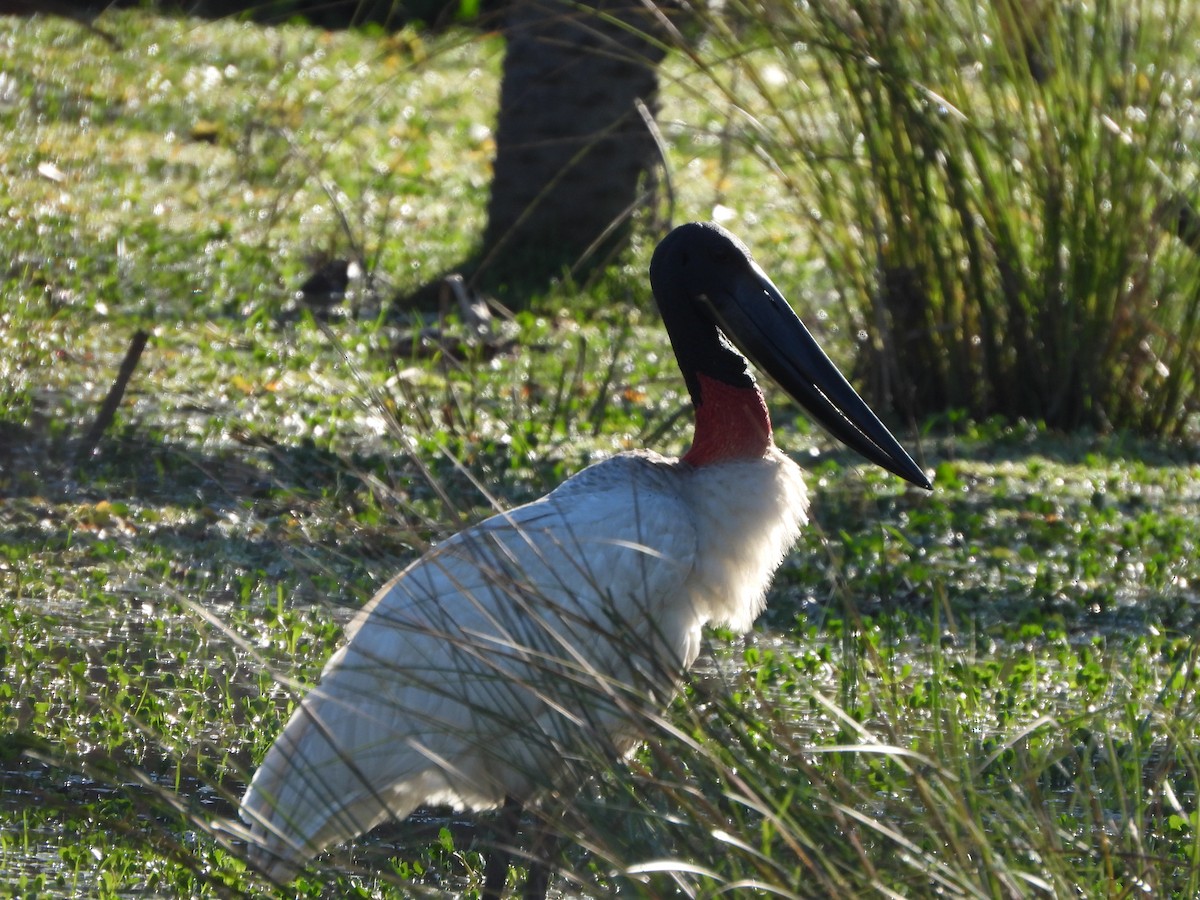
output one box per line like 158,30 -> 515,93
702,261 -> 932,490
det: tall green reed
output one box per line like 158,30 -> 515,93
686,0 -> 1200,435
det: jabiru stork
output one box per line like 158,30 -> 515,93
239,221 -> 931,896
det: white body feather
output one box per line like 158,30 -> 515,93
240,447 -> 807,879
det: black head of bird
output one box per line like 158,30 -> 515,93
650,221 -> 930,488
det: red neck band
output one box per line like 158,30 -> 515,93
683,373 -> 773,466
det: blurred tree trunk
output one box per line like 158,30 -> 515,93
470,0 -> 669,298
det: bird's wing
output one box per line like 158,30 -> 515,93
241,455 -> 698,875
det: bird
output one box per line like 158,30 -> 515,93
239,221 -> 932,897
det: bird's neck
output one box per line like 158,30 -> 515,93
684,373 -> 773,466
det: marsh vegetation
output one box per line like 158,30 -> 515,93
3,2 -> 1200,896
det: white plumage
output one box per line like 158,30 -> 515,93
241,448 -> 807,880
